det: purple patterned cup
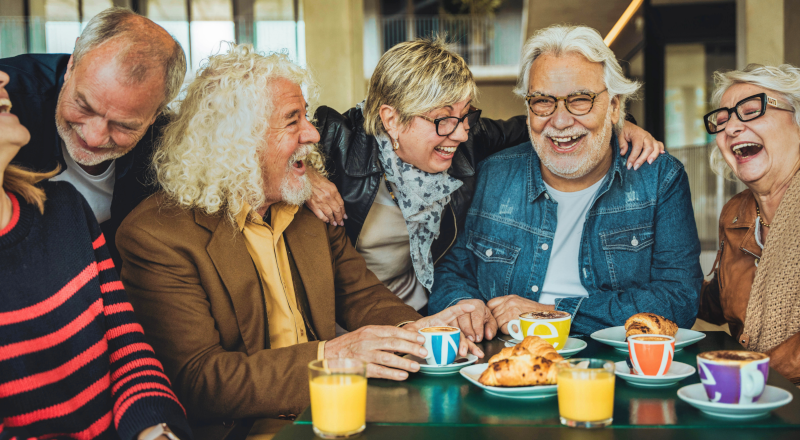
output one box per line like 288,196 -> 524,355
696,350 -> 769,404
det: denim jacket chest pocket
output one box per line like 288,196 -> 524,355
599,223 -> 655,290
466,231 -> 521,299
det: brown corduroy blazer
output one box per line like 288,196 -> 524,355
116,193 -> 422,439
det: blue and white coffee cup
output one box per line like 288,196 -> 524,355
418,326 -> 461,366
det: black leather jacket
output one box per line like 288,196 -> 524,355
314,105 -> 529,265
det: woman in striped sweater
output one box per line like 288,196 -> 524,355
0,71 -> 191,439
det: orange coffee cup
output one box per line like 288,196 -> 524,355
627,334 -> 675,376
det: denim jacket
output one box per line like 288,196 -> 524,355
430,135 -> 702,336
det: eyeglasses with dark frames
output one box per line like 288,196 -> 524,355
418,107 -> 482,137
703,93 -> 794,134
525,88 -> 608,117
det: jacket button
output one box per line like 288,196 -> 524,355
222,420 -> 236,428
544,193 -> 550,200
485,249 -> 493,257
531,285 -> 539,293
541,243 -> 549,251
631,237 -> 639,246
287,414 -> 297,421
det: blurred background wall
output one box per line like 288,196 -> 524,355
2,0 -> 800,278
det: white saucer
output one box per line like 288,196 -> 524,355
460,364 -> 558,399
615,361 -> 695,388
404,353 -> 479,375
677,383 -> 793,420
590,327 -> 706,353
503,337 -> 587,358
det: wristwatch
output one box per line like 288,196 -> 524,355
139,423 -> 180,440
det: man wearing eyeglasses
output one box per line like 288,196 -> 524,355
429,24 -> 703,337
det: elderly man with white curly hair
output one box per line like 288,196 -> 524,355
430,24 -> 703,338
115,44 -> 482,439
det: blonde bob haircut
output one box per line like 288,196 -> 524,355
363,37 -> 478,136
515,25 -> 641,133
709,63 -> 800,181
153,43 -> 320,223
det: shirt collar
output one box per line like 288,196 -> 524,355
527,131 -> 622,203
235,201 -> 300,233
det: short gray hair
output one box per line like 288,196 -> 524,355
514,25 -> 640,133
73,7 -> 186,114
709,63 -> 800,181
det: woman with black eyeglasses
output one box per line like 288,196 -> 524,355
699,63 -> 800,384
309,37 -> 662,331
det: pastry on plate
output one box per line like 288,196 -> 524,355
624,313 -> 678,338
479,336 -> 563,387
479,353 -> 558,386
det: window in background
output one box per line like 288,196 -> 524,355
664,44 -> 712,149
44,0 -> 81,54
255,0 -> 305,66
146,0 -> 191,71
364,0 -> 524,79
189,0 -> 235,72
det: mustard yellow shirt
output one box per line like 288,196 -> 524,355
236,203 -> 325,359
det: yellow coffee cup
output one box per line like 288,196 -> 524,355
507,311 -> 572,350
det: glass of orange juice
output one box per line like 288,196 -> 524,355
557,358 -> 615,428
308,359 -> 367,438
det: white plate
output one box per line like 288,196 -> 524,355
677,384 -> 793,420
503,337 -> 587,358
404,353 -> 479,375
615,361 -> 695,388
590,327 -> 706,353
459,364 -> 558,399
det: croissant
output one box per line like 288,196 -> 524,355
624,313 -> 678,339
489,336 -> 564,364
517,336 -> 564,362
479,353 -> 558,386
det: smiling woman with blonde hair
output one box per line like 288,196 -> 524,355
699,63 -> 800,384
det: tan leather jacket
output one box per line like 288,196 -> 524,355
700,189 -> 800,384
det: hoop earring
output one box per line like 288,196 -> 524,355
392,138 -> 400,151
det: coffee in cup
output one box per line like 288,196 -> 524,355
507,310 -> 571,350
418,326 -> 460,366
420,326 -> 459,333
696,350 -> 770,404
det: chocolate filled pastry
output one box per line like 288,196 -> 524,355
624,313 -> 678,339
479,353 -> 558,386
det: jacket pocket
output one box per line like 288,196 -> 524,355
599,223 -> 655,290
467,231 -> 521,264
466,231 -> 520,298
600,223 -> 655,252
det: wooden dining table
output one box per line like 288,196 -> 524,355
268,331 -> 800,439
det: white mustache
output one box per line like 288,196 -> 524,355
541,126 -> 590,139
288,144 -> 314,165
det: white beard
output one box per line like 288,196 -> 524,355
279,144 -> 314,206
530,109 -> 613,179
55,117 -> 132,167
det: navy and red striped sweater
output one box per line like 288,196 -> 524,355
0,182 -> 191,440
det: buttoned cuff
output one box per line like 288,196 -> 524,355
317,341 -> 326,360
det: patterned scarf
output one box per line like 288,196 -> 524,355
744,171 -> 800,352
374,132 -> 463,290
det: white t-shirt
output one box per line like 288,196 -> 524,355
537,178 -> 605,305
50,142 -> 115,223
